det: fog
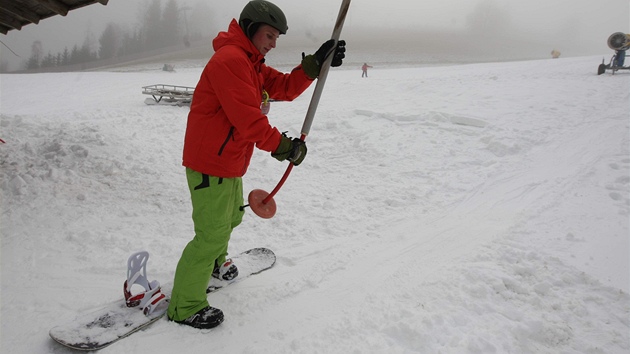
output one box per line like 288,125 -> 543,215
1,0 -> 628,71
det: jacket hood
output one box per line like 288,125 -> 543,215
213,19 -> 263,63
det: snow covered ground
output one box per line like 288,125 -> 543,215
1,56 -> 629,353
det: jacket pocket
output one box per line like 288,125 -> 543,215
218,126 -> 235,156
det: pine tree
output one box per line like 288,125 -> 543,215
41,52 -> 56,67
143,0 -> 163,50
161,0 -> 180,47
26,40 -> 43,69
99,23 -> 121,59
61,48 -> 70,66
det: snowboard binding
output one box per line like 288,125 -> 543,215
123,251 -> 168,316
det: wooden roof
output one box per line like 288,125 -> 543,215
0,0 -> 109,34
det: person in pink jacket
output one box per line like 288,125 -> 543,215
168,0 -> 345,329
362,62 -> 373,77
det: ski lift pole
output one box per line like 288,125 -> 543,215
299,0 -> 351,138
248,0 -> 351,219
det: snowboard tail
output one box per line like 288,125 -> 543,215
49,299 -> 164,351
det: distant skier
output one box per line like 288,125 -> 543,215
167,0 -> 346,330
362,62 -> 372,77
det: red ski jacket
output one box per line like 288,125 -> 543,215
182,19 -> 314,177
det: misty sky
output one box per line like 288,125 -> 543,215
1,0 -> 629,71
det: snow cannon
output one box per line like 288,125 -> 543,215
598,32 -> 630,75
607,32 -> 630,51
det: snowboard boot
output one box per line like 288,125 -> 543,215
171,306 -> 224,329
212,259 -> 238,281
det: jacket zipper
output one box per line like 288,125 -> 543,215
218,126 -> 234,156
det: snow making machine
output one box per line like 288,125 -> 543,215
597,32 -> 630,75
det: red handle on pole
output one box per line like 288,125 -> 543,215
261,133 -> 306,205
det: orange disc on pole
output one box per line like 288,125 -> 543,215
248,189 -> 277,219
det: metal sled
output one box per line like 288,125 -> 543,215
142,84 -> 194,106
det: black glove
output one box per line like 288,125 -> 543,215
271,134 -> 307,166
301,39 -> 346,79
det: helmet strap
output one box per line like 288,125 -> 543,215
246,22 -> 261,39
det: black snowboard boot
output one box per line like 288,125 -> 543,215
172,306 -> 224,329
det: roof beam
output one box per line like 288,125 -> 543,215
0,10 -> 23,32
38,0 -> 70,17
0,3 -> 41,25
0,0 -> 109,34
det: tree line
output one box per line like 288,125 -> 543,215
25,0 -> 209,70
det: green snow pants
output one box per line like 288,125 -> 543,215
167,168 -> 244,321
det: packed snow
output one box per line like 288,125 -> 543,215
1,55 -> 629,353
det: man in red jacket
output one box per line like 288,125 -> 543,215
168,0 -> 345,329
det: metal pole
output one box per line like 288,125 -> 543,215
260,0 -> 351,207
301,0 -> 351,137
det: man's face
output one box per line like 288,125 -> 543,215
251,24 -> 280,56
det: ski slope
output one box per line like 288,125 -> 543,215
1,56 -> 629,353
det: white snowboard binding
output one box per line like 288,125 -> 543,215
123,251 -> 169,316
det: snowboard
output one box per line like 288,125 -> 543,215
49,248 -> 276,351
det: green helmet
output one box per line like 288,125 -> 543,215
239,0 -> 288,35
